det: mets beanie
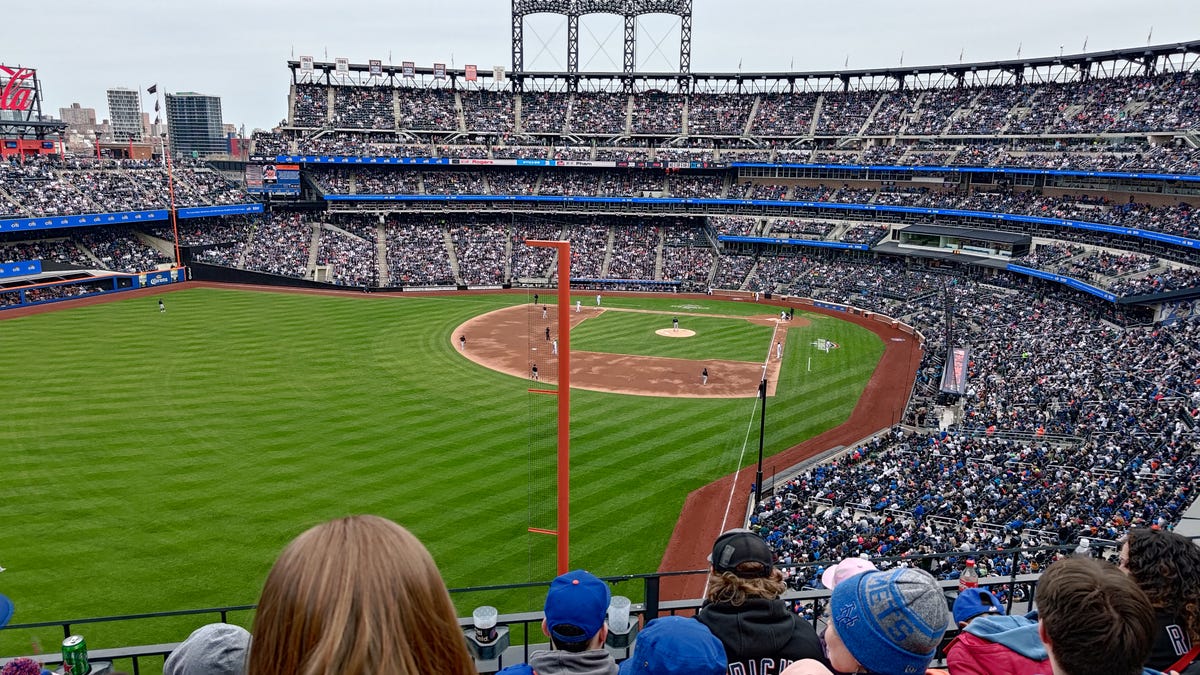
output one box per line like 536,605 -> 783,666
831,568 -> 951,675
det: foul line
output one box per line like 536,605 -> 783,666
705,318 -> 784,597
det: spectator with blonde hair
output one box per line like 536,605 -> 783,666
697,529 -> 825,674
246,515 -> 477,675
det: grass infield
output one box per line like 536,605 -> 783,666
0,288 -> 883,658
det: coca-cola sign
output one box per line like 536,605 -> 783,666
0,66 -> 36,112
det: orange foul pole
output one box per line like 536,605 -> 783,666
527,239 -> 571,575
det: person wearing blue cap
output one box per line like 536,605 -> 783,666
497,569 -> 618,675
618,616 -> 726,675
943,588 -> 1048,675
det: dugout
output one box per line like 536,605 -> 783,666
894,224 -> 1031,260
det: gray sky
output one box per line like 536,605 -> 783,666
5,0 -> 1197,131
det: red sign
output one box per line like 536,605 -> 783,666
465,64 -> 477,81
0,66 -> 35,111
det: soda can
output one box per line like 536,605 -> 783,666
61,635 -> 90,675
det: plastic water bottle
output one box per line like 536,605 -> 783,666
958,559 -> 979,592
1074,538 -> 1092,558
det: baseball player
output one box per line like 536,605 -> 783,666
458,334 -> 466,351
158,299 -> 166,313
542,305 -> 548,319
576,300 -> 581,313
546,326 -> 551,341
776,340 -> 783,360
673,316 -> 680,331
531,363 -> 539,381
596,293 -> 601,307
552,339 -> 558,355
701,367 -> 708,385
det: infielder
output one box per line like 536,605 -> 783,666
552,339 -> 558,355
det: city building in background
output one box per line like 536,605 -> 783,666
106,87 -> 142,142
165,91 -> 224,156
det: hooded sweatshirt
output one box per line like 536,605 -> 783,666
496,648 -> 619,675
696,598 -> 825,675
945,614 -> 1048,675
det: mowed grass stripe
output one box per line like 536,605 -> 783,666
0,288 -> 884,658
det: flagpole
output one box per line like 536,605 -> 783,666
150,83 -> 182,267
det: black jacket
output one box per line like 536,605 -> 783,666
696,598 -> 826,675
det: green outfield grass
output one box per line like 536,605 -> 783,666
0,288 -> 884,659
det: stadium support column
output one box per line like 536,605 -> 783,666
511,1 -> 524,82
567,11 -> 579,75
623,11 -> 637,94
755,377 -> 766,507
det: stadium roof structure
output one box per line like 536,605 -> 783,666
287,39 -> 1200,93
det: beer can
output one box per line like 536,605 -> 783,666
61,635 -> 90,675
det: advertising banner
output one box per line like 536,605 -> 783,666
0,260 -> 40,278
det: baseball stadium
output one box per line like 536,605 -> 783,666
2,3 -> 1200,673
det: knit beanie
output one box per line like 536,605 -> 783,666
164,623 -> 251,675
830,568 -> 950,675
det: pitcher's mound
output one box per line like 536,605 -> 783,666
656,328 -> 696,338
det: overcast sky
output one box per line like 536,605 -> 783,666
5,0 -> 1197,131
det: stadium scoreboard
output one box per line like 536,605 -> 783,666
245,163 -> 300,195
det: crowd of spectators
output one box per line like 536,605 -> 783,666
567,92 -> 628,135
241,214 -> 312,278
316,224 -> 377,286
686,93 -> 753,135
0,233 -> 93,267
519,92 -> 569,134
384,217 -> 455,286
509,220 -> 562,280
448,219 -> 508,285
74,226 -> 170,273
605,223 -> 658,280
461,90 -> 515,134
744,274 -> 1199,588
292,84 -> 329,127
332,87 -> 395,129
396,88 -> 458,131
0,157 -> 247,218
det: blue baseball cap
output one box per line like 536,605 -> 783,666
619,616 -> 726,675
953,588 -> 1006,625
0,594 -> 12,628
544,570 -> 610,644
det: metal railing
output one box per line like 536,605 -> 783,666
0,541 -> 1117,673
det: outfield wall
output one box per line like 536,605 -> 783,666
0,268 -> 188,312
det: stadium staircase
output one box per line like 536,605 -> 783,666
73,238 -> 107,269
599,226 -> 615,278
443,226 -> 462,284
809,95 -> 823,136
513,94 -> 522,134
623,94 -> 634,135
306,223 -> 322,275
324,87 -> 335,126
856,92 -> 888,137
653,227 -> 665,280
503,228 -> 514,282
742,95 -> 760,137
455,92 -> 467,132
0,184 -> 22,213
392,90 -> 402,129
680,98 -> 689,136
374,223 -> 390,285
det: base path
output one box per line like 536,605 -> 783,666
455,304 -> 801,398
